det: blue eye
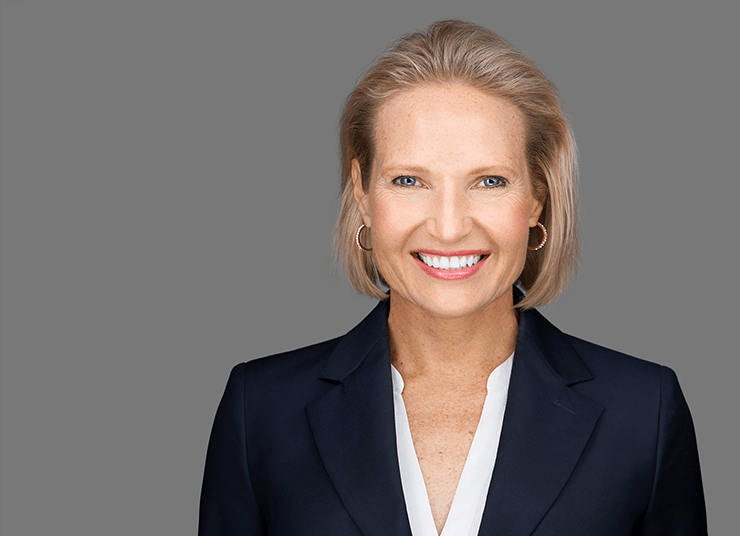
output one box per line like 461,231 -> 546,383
393,176 -> 419,187
478,176 -> 505,188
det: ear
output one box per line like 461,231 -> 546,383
528,192 -> 545,228
351,158 -> 372,226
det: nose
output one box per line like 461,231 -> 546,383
425,187 -> 473,243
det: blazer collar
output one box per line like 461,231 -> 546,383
318,291 -> 594,385
317,299 -> 391,383
516,302 -> 594,386
308,295 -> 603,536
478,305 -> 604,535
307,299 -> 411,536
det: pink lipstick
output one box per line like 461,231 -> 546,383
412,250 -> 489,280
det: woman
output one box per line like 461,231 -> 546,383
199,21 -> 706,535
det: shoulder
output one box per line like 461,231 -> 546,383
520,307 -> 681,408
520,307 -> 669,387
537,318 -> 700,481
244,336 -> 342,378
516,311 -> 706,532
227,300 -> 391,397
218,337 -> 342,417
564,333 -> 663,379
560,332 -> 685,419
223,336 -> 343,398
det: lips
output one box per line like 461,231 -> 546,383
412,250 -> 489,280
416,253 -> 483,270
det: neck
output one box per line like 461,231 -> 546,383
387,289 -> 519,383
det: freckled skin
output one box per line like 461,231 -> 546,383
352,84 -> 543,533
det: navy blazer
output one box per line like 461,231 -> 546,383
199,300 -> 707,535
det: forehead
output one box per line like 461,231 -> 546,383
373,84 -> 527,174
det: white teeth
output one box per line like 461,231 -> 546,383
418,253 -> 482,270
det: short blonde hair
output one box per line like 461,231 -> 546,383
335,20 -> 578,309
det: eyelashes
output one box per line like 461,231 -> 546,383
477,176 -> 506,188
391,175 -> 508,188
393,176 -> 419,187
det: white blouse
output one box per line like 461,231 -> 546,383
391,354 -> 513,536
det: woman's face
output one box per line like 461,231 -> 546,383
352,84 -> 543,320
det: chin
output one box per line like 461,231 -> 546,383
402,288 -> 512,320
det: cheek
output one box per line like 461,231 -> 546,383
367,193 -> 416,246
485,203 -> 534,248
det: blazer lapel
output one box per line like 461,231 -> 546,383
305,301 -> 412,536
478,308 -> 604,536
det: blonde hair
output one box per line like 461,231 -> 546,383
335,20 -> 578,309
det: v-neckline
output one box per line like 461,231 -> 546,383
391,354 -> 513,536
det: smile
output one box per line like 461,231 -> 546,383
415,253 -> 484,270
412,251 -> 489,281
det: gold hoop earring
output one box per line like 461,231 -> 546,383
355,223 -> 372,252
528,222 -> 547,251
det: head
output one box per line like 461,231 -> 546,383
335,20 -> 578,310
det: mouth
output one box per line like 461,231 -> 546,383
412,252 -> 488,270
411,250 -> 490,281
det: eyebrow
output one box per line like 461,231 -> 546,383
378,165 -> 522,177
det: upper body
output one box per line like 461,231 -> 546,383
199,298 -> 706,535
199,20 -> 707,535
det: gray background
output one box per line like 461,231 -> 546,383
1,1 -> 736,534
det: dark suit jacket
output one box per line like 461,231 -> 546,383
199,300 -> 707,535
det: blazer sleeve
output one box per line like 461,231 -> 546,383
199,364 -> 266,536
636,366 -> 707,535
